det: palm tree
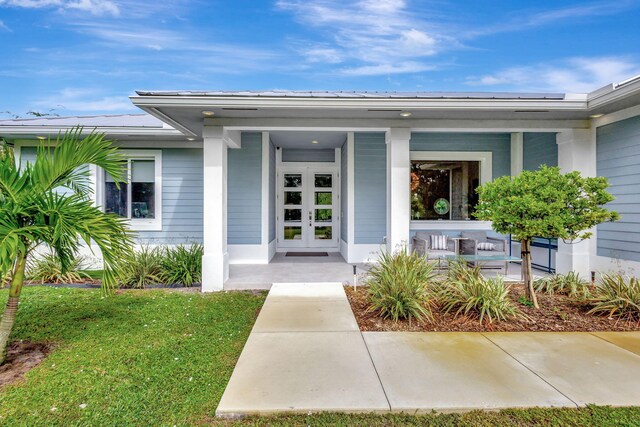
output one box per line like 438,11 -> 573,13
0,128 -> 135,363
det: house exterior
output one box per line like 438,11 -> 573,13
2,76 -> 640,291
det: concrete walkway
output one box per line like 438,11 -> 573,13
216,282 -> 640,417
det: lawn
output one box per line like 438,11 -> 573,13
1,287 -> 640,426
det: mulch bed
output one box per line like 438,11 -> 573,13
0,341 -> 52,388
345,285 -> 640,332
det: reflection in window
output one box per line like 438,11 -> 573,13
315,209 -> 332,222
105,158 -> 156,220
315,192 -> 332,205
284,191 -> 302,205
314,174 -> 332,188
284,226 -> 302,240
284,174 -> 302,188
410,160 -> 480,220
314,226 -> 332,240
284,209 -> 302,222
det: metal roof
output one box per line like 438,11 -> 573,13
134,90 -> 566,100
0,113 -> 166,128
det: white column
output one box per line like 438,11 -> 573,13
346,132 -> 355,261
202,126 -> 229,292
555,128 -> 595,277
386,128 -> 411,253
510,132 -> 524,176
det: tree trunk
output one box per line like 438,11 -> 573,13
521,239 -> 539,309
0,253 -> 27,364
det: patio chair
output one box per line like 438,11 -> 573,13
412,231 -> 457,265
459,231 -> 509,272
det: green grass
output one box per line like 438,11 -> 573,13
1,287 -> 640,426
0,287 -> 265,426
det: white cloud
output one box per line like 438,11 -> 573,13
0,0 -> 119,16
276,0 -> 448,75
35,88 -> 136,112
0,19 -> 11,31
467,57 -> 640,93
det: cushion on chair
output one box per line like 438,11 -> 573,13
477,242 -> 496,251
430,235 -> 448,250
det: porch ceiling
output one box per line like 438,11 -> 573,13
269,130 -> 347,149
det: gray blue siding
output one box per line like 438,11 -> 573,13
142,148 -> 203,243
281,148 -> 335,162
269,140 -> 276,243
227,133 -> 262,245
523,132 -> 558,171
354,133 -> 386,244
597,115 -> 640,262
340,142 -> 348,243
410,133 -> 511,178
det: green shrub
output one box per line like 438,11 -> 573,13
365,248 -> 437,323
588,273 -> 640,319
439,260 -> 525,323
117,245 -> 166,289
27,252 -> 91,284
160,243 -> 203,287
534,271 -> 591,299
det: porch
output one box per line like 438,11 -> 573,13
225,252 -> 548,290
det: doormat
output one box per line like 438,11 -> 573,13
285,252 -> 329,257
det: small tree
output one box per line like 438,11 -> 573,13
0,128 -> 134,363
474,166 -> 619,309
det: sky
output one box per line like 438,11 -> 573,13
1,0 -> 640,118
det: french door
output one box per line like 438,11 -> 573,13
277,166 -> 339,250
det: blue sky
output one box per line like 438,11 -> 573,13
1,0 -> 640,118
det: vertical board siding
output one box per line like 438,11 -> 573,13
340,142 -> 348,243
596,115 -> 640,262
354,132 -> 387,244
140,148 -> 203,243
281,148 -> 335,162
269,141 -> 276,242
523,132 -> 558,171
227,133 -> 262,244
410,132 -> 511,178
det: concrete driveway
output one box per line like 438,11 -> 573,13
216,282 -> 640,417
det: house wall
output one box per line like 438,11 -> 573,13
410,132 -> 511,178
21,146 -> 204,244
596,115 -> 640,264
227,132 -> 262,244
523,132 -> 558,170
354,132 -> 387,244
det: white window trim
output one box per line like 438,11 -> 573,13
98,149 -> 163,232
409,151 -> 492,225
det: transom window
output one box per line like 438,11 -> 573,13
101,150 -> 162,231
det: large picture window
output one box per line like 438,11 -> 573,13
102,150 -> 162,231
411,160 -> 481,220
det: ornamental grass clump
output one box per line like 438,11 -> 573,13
117,245 -> 165,289
534,271 -> 592,300
160,243 -> 203,287
365,248 -> 437,323
439,260 -> 525,323
588,273 -> 640,320
27,252 -> 91,284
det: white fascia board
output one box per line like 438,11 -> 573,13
587,77 -> 640,110
0,125 -> 182,137
131,95 -> 587,111
211,117 -> 589,131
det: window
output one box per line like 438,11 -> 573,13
102,150 -> 162,231
410,159 -> 482,220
